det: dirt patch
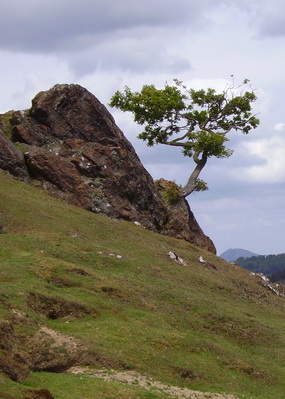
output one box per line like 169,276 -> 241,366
28,325 -> 83,373
0,310 -> 130,382
67,367 -> 240,399
0,393 -> 18,399
223,358 -> 269,381
23,389 -> 54,399
0,356 -> 29,382
100,286 -> 129,301
175,366 -> 202,381
27,292 -> 93,319
0,315 -> 84,379
69,268 -> 91,276
48,276 -> 80,288
36,326 -> 79,351
0,322 -> 30,381
0,322 -> 14,351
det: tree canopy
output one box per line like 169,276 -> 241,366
110,79 -> 260,197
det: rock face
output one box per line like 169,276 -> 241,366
0,84 -> 215,253
0,128 -> 28,178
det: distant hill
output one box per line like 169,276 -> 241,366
221,250 -> 285,283
236,253 -> 285,277
219,248 -> 259,262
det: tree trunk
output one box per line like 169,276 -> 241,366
182,151 -> 208,197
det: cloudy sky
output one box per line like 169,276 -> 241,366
1,0 -> 285,256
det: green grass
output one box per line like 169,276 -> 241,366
1,169 -> 285,399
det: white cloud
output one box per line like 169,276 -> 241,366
274,122 -> 285,131
234,136 -> 285,184
0,51 -> 72,112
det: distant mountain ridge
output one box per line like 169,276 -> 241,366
220,248 -> 259,262
235,253 -> 285,277
221,249 -> 285,284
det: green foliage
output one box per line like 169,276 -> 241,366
269,268 -> 285,283
0,111 -> 14,138
110,79 -> 259,155
195,179 -> 208,192
159,181 -> 182,205
236,253 -> 285,276
110,78 -> 259,196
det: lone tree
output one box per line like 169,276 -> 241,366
110,79 -> 259,197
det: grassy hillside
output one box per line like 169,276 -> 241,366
1,170 -> 285,399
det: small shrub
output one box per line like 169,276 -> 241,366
156,179 -> 181,205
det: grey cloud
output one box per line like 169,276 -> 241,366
0,0 -> 214,54
217,0 -> 285,38
255,10 -> 285,38
64,25 -> 193,77
233,0 -> 285,38
74,47 -> 191,77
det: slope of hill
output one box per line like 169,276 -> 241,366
219,249 -> 259,262
1,170 -> 285,399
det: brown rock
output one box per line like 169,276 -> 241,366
156,179 -> 216,253
0,84 -> 215,253
24,146 -> 91,209
0,128 -> 28,178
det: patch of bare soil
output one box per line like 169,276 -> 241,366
69,268 -> 91,276
23,389 -> 54,399
29,325 -> 82,372
27,292 -> 93,319
0,356 -> 29,382
37,326 -> 79,350
0,393 -> 18,399
0,312 -> 84,380
0,321 -> 30,382
67,367 -> 240,399
0,306 -> 131,383
100,286 -> 130,302
47,276 -> 80,288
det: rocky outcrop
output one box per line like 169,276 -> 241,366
0,84 -> 215,253
0,128 -> 28,178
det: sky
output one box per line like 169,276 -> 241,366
1,0 -> 285,256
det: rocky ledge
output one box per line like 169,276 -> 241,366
0,84 -> 215,253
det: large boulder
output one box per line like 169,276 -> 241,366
0,84 -> 215,253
